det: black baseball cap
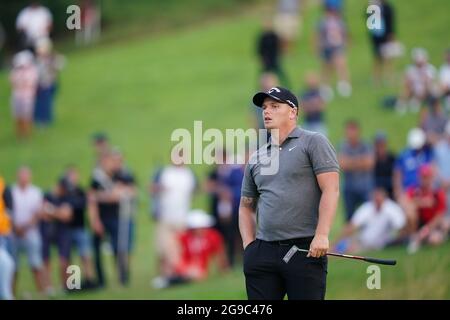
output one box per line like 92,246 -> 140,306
252,86 -> 299,109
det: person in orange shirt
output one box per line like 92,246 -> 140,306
0,176 -> 15,299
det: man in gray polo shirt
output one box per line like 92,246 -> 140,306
239,86 -> 340,300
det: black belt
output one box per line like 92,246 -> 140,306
264,236 -> 314,247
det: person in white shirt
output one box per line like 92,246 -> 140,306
151,151 -> 196,280
397,48 -> 437,114
11,167 -> 46,294
333,187 -> 406,253
16,2 -> 53,51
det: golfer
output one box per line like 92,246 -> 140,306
239,86 -> 340,300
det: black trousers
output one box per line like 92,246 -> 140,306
243,237 -> 327,300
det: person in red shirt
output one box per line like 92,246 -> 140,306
151,210 -> 229,289
406,164 -> 448,253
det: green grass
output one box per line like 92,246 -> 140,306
1,0 -> 449,299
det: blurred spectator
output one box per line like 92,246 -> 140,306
367,0 -> 396,85
333,187 -> 405,253
89,151 -> 132,287
373,132 -> 396,199
0,239 -> 14,300
40,179 -> 73,294
273,0 -> 302,52
16,2 -> 52,52
420,96 -> 448,145
434,121 -> 450,221
151,151 -> 196,282
152,210 -> 228,289
63,166 -> 96,289
257,21 -> 289,86
92,132 -> 110,163
339,120 -> 375,221
111,149 -> 137,286
439,49 -> 450,112
10,167 -> 46,295
300,71 -> 327,136
205,149 -> 229,234
406,165 -> 449,253
149,166 -> 163,221
317,4 -> 351,99
76,0 -> 101,46
9,50 -> 38,139
397,48 -> 437,114
393,128 -> 433,201
0,176 -> 14,300
253,72 -> 279,130
221,161 -> 245,268
34,38 -> 65,126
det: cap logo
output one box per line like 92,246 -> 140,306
268,87 -> 281,94
286,100 -> 296,107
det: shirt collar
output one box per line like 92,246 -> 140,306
268,126 -> 301,147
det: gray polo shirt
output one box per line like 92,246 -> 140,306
241,127 -> 339,241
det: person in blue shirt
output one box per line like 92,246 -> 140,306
393,128 -> 434,200
393,128 -> 434,237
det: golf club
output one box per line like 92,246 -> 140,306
296,248 -> 397,266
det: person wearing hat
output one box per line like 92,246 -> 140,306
393,128 -> 434,235
152,210 -> 228,289
239,86 -> 340,300
406,164 -> 448,253
9,50 -> 38,138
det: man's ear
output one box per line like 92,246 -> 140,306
290,107 -> 298,120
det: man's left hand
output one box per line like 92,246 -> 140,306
308,234 -> 329,258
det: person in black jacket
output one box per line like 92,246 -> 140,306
257,22 -> 289,87
368,0 -> 396,84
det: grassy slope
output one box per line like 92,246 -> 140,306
0,0 -> 449,299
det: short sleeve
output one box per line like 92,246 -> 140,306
351,203 -> 371,227
387,202 -> 406,230
241,163 -> 258,199
308,133 -> 340,175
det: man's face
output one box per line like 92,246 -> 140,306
420,174 -> 433,189
345,124 -> 360,144
17,168 -> 31,186
100,155 -> 115,173
66,168 -> 79,185
372,189 -> 386,209
261,98 -> 296,130
375,140 -> 387,156
95,140 -> 109,154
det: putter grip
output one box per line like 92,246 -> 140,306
363,257 -> 397,266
